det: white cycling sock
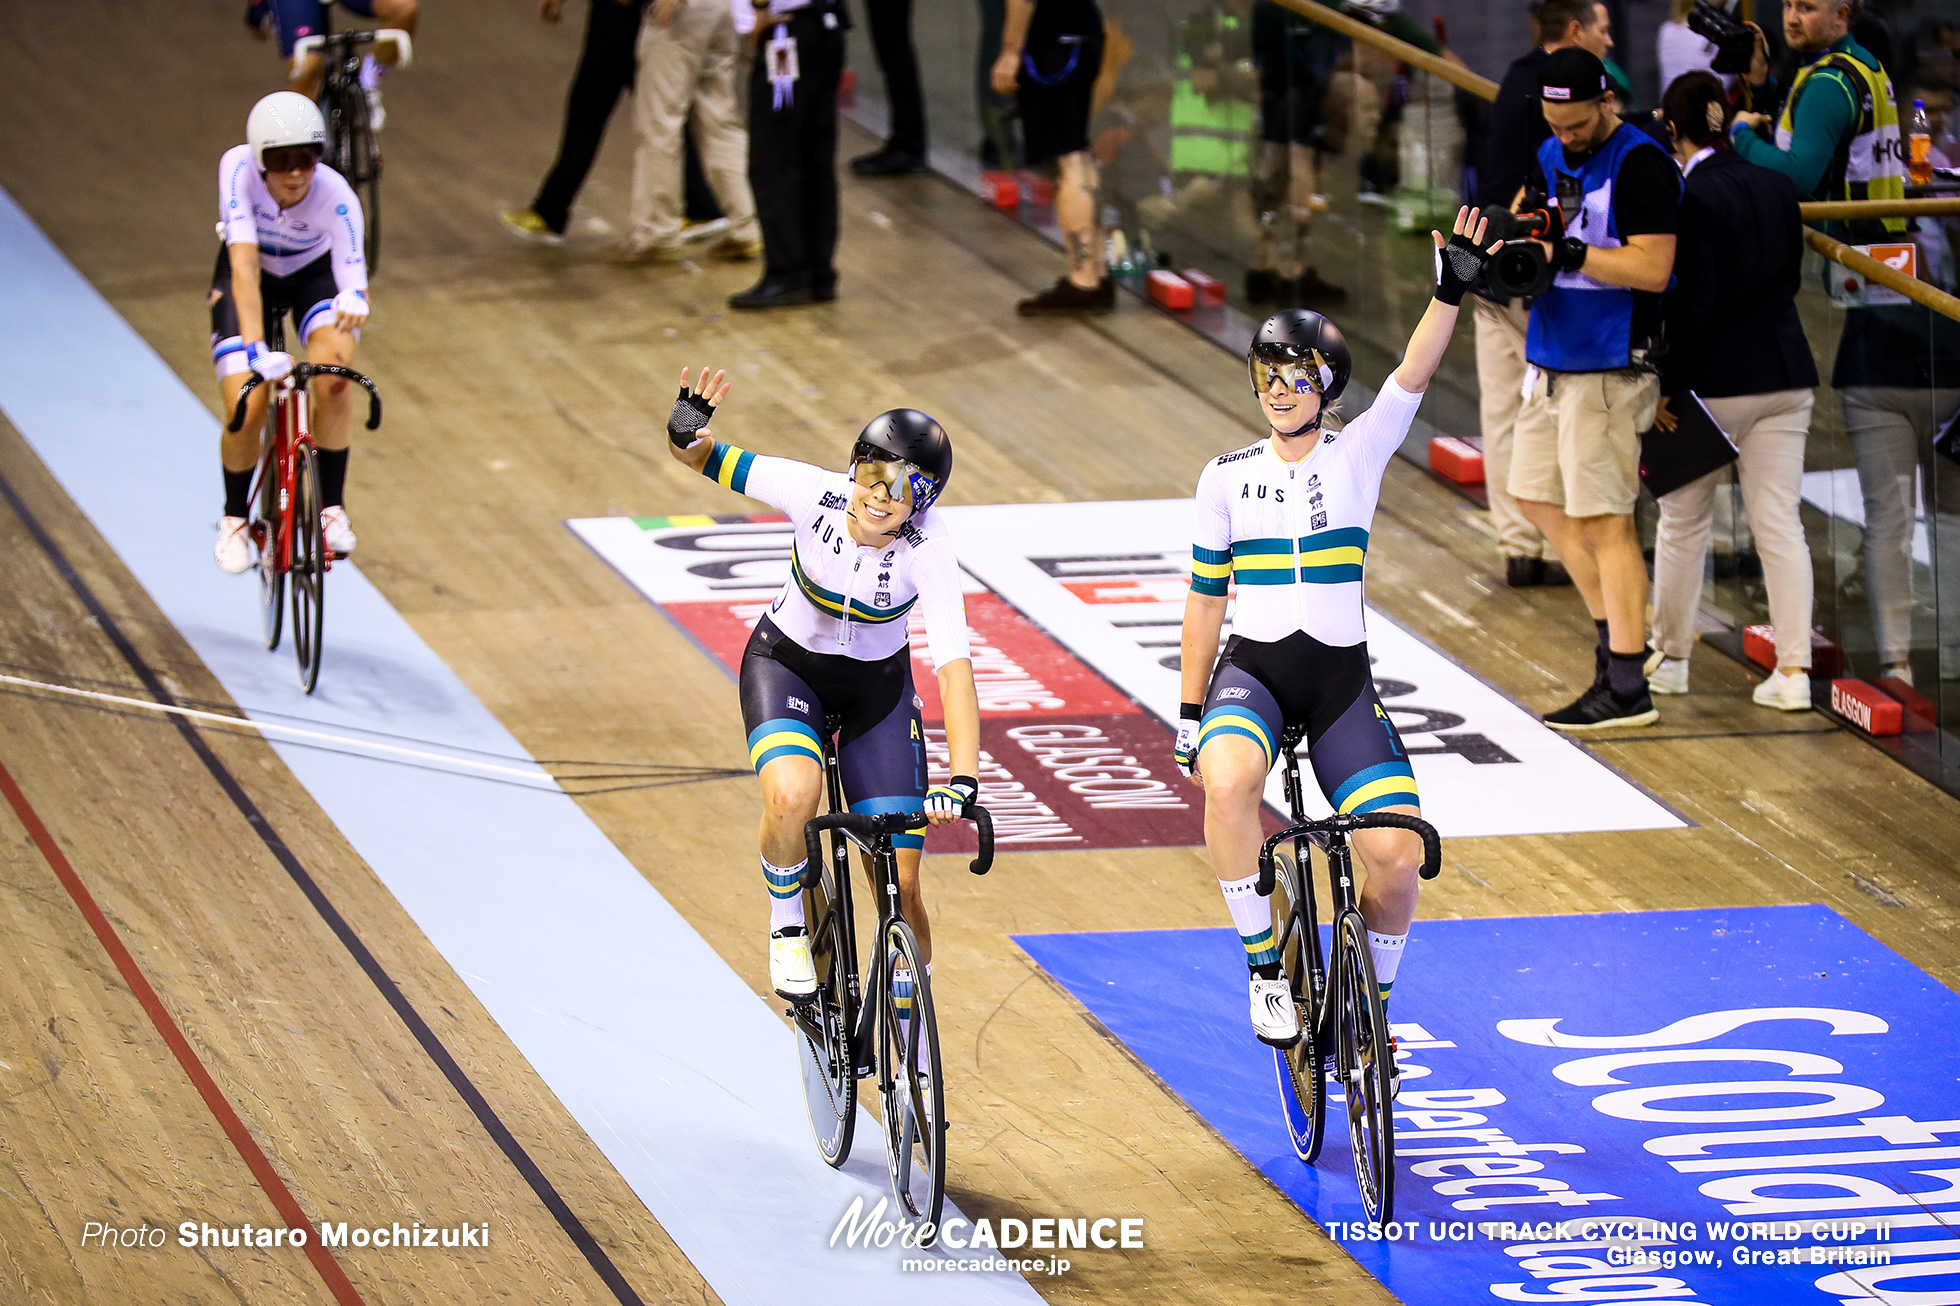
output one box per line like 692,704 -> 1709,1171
1368,930 -> 1408,1003
1219,873 -> 1278,971
763,855 -> 806,932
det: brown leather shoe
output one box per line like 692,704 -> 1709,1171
1017,276 -> 1115,316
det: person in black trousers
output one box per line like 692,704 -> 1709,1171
504,0 -> 648,244
853,0 -> 929,174
734,0 -> 848,309
1646,70 -> 1820,711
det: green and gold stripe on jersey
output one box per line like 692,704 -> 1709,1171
1187,527 -> 1370,593
790,545 -> 917,624
701,442 -> 756,494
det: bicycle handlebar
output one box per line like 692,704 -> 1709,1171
803,805 -> 995,877
227,364 -> 383,432
1255,810 -> 1442,896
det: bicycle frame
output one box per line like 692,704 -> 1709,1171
251,376 -> 311,579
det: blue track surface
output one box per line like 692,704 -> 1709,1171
1018,906 -> 1960,1306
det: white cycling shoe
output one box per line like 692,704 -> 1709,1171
770,927 -> 818,1000
215,516 -> 252,574
321,505 -> 357,556
1250,976 -> 1300,1047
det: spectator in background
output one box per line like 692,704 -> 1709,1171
853,0 -> 931,173
1509,48 -> 1679,731
1657,0 -> 1724,94
617,0 -> 761,262
1247,0 -> 1345,306
504,0 -> 649,245
735,0 -> 850,309
1648,71 -> 1820,710
995,0 -> 1112,314
1732,0 -> 1960,684
1472,0 -> 1608,589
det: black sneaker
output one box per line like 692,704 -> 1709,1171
1505,556 -> 1546,587
1543,682 -> 1659,731
1293,267 -> 1348,303
1017,275 -> 1115,316
1245,268 -> 1278,303
851,146 -> 928,176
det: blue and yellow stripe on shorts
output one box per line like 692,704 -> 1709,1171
747,716 -> 825,773
1230,537 -> 1297,586
1190,544 -> 1232,597
849,795 -> 927,850
1196,704 -> 1275,772
701,442 -> 756,494
1297,526 -> 1368,584
1329,759 -> 1420,815
790,546 -> 916,625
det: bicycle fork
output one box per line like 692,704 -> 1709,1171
1279,745 -> 1330,1036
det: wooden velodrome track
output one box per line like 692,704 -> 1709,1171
3,3 -> 1960,1304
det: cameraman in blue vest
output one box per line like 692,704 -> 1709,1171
1507,47 -> 1680,731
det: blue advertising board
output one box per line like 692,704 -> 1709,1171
1016,906 -> 1960,1305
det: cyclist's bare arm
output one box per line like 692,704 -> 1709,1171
227,243 -> 268,348
1180,591 -> 1227,705
932,658 -> 981,827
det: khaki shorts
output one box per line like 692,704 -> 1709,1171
1507,367 -> 1659,519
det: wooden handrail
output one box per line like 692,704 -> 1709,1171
1798,198 -> 1960,220
1804,227 -> 1960,322
1268,0 -> 1498,101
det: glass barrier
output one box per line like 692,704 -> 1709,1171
848,1 -> 1960,789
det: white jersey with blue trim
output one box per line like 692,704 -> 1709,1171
1188,376 -> 1424,647
699,441 -> 973,669
218,144 -> 368,291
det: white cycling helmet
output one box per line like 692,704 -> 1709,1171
247,91 -> 327,169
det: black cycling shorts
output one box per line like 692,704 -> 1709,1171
739,616 -> 929,850
208,245 -> 342,376
1017,1 -> 1104,168
1198,630 -> 1419,815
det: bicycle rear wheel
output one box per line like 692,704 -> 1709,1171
327,81 -> 382,271
253,445 -> 285,651
877,919 -> 944,1234
290,444 -> 327,694
1334,910 -> 1395,1222
1271,846 -> 1327,1164
794,839 -> 857,1167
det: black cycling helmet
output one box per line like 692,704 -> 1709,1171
1249,310 -> 1352,406
850,408 -> 953,514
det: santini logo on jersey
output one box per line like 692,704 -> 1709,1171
818,491 -> 848,510
1214,445 -> 1263,467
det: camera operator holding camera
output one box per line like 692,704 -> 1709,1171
1506,48 -> 1679,731
1473,0 -> 1616,588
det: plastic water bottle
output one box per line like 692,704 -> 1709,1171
1910,99 -> 1933,186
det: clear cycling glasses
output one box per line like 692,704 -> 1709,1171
850,453 -> 934,506
1249,355 -> 1329,396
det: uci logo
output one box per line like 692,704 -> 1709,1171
1219,686 -> 1251,700
874,591 -> 891,607
787,695 -> 809,713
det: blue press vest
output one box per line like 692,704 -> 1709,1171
1525,123 -> 1671,373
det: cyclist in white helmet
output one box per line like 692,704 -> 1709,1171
210,92 -> 372,573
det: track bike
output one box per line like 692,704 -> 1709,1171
293,28 -> 409,271
227,326 -> 382,694
1257,723 -> 1441,1223
796,725 -> 994,1241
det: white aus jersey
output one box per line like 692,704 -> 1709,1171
699,442 -> 973,669
218,144 -> 368,290
1189,376 -> 1424,647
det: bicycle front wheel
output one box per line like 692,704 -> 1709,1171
254,447 -> 284,652
794,841 -> 857,1167
1271,846 -> 1327,1164
1334,910 -> 1395,1222
877,919 -> 944,1234
290,444 -> 327,694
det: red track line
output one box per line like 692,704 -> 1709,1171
0,755 -> 367,1306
